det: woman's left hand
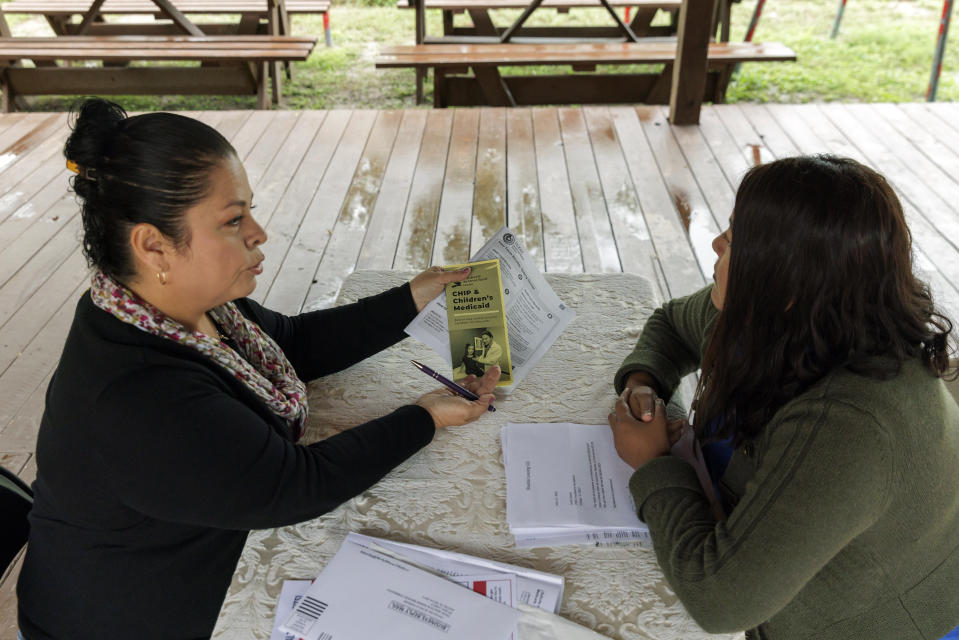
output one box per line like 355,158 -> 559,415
410,266 -> 471,312
416,366 -> 501,429
609,388 -> 671,470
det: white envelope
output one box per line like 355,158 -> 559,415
347,532 -> 564,613
280,540 -> 522,640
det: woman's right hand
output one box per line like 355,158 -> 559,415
624,371 -> 661,422
416,366 -> 500,429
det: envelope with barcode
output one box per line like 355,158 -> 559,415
279,539 -> 522,640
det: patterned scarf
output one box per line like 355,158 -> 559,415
90,270 -> 307,440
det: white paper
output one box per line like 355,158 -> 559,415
272,575 -> 518,640
280,540 -> 522,640
512,528 -> 651,549
405,227 -> 576,392
502,423 -> 650,547
270,580 -> 311,640
273,580 -> 614,640
348,532 -> 564,613
452,573 -> 519,640
451,573 -> 517,607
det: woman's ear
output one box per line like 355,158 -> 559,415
128,223 -> 173,277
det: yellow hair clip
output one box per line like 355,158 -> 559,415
66,158 -> 97,181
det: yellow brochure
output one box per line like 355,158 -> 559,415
444,259 -> 513,387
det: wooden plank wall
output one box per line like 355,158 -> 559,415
2,103 -> 959,633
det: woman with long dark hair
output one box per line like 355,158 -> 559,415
16,99 -> 499,640
609,155 -> 959,639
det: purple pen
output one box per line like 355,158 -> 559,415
410,359 -> 496,412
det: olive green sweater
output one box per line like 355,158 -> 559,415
614,285 -> 959,640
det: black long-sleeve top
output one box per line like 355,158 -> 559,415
17,283 -> 434,639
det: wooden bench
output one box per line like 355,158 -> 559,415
0,35 -> 317,112
0,0 -> 332,45
376,40 -> 795,107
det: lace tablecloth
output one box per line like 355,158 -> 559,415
212,271 -> 743,640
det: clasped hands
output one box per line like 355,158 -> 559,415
609,373 -> 689,470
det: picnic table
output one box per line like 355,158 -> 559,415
382,0 -> 792,123
0,0 -> 331,44
403,0 -> 682,45
0,0 -> 322,110
401,0 -> 739,45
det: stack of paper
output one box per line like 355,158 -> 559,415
502,423 -> 651,548
276,533 -> 564,640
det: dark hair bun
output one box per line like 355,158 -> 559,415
64,98 -> 126,184
65,99 -> 128,273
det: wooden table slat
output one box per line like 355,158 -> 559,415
1,0 -> 329,14
404,0 -> 679,8
0,35 -> 317,44
375,41 -> 797,67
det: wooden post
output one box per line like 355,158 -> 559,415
668,0 -> 712,125
267,0 -> 284,102
255,61 -> 270,109
1,70 -> 14,113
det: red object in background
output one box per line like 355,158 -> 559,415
928,0 -> 955,101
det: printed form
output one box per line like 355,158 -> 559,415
502,423 -> 650,547
405,227 -> 575,392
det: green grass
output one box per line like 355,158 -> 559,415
4,0 -> 958,110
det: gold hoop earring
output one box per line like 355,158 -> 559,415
156,271 -> 167,286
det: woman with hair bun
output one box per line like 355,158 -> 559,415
608,155 -> 959,639
16,98 -> 499,640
